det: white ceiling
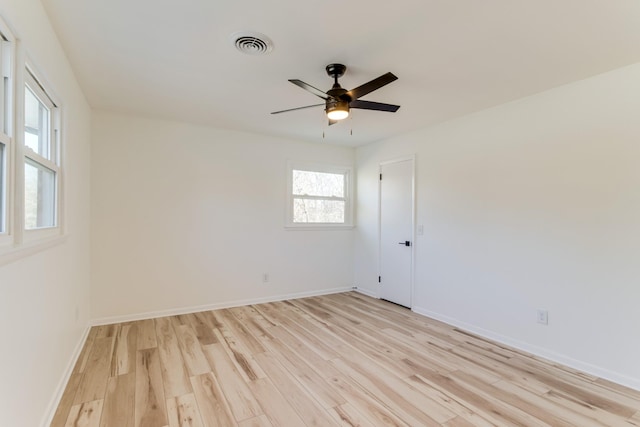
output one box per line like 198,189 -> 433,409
41,0 -> 640,147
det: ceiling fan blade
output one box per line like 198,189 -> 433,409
289,79 -> 328,100
271,103 -> 324,115
349,99 -> 400,112
346,72 -> 398,100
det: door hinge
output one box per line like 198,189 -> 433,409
378,276 -> 381,283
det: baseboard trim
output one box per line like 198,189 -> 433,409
40,324 -> 92,427
353,286 -> 378,299
412,306 -> 640,392
91,286 -> 354,326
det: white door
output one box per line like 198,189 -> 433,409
379,159 -> 413,308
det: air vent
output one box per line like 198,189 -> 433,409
231,31 -> 273,55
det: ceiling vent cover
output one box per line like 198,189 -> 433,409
231,31 -> 273,55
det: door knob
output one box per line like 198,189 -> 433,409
398,241 -> 411,246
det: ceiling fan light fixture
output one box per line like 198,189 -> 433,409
326,100 -> 350,120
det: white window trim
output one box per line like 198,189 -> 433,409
0,16 -> 15,249
285,161 -> 354,230
22,65 -> 62,242
0,133 -> 11,246
0,16 -> 67,264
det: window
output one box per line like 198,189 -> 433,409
287,162 -> 353,228
0,25 -> 13,236
0,14 -> 66,260
24,70 -> 59,230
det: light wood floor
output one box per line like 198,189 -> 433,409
51,292 -> 640,426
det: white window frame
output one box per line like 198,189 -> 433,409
286,161 -> 354,229
0,17 -> 15,248
0,14 -> 67,264
22,66 -> 62,242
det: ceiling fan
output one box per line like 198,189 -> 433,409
271,63 -> 400,125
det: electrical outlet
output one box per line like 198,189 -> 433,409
262,273 -> 269,283
537,309 -> 548,325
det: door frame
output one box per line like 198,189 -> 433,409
378,155 -> 416,308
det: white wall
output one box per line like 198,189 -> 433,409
355,63 -> 640,390
0,1 -> 92,426
91,111 -> 355,320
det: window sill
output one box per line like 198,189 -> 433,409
285,224 -> 355,231
0,233 -> 67,267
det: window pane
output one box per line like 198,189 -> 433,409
24,160 -> 56,229
24,86 -> 50,159
293,198 -> 345,223
292,170 -> 344,197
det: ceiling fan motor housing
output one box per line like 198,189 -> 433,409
326,63 -> 346,79
326,98 -> 350,116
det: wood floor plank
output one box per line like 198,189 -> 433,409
136,319 -> 158,350
217,308 -> 266,355
404,375 -> 496,427
413,370 -> 548,427
265,324 -> 345,384
594,378 -> 640,402
289,301 -> 420,379
110,324 -> 137,376
212,327 -> 265,383
73,327 -> 98,374
170,314 -> 193,328
237,305 -> 277,329
259,332 -> 347,409
174,323 -> 211,376
227,306 -> 274,344
317,294 -> 410,333
74,337 -> 114,404
136,348 -> 169,427
330,357 -> 443,426
449,343 -> 551,395
64,400 -> 104,427
167,393 -> 204,427
155,317 -> 193,398
327,403 -> 378,427
543,388 -> 638,427
442,416 -> 480,427
190,372 -> 236,427
203,343 -> 263,422
275,316 -> 339,361
450,369 -> 574,427
51,372 -> 83,427
248,378 -> 307,427
237,415 -> 273,427
492,379 -> 613,427
100,373 -> 135,427
253,351 -> 339,426
313,298 -> 500,384
326,372 -> 410,427
187,312 -> 219,345
95,324 -> 118,339
54,292 -> 640,427
508,356 -> 638,418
